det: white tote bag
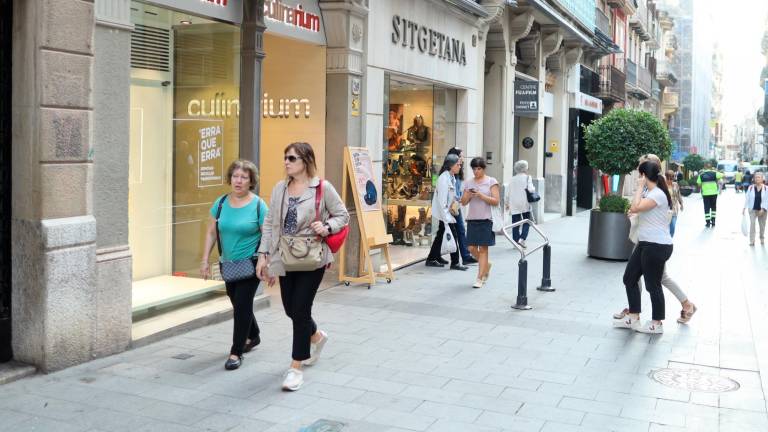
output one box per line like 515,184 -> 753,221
491,205 -> 504,233
741,212 -> 750,237
628,213 -> 639,244
440,226 -> 458,255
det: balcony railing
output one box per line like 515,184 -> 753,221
554,0 -> 597,31
656,59 -> 677,87
629,0 -> 650,41
646,55 -> 657,76
595,7 -> 610,35
638,65 -> 652,95
662,92 -> 679,108
626,59 -> 638,87
597,65 -> 626,102
580,65 -> 600,96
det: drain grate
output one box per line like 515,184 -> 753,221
172,353 -> 194,360
649,368 -> 740,393
298,419 -> 345,432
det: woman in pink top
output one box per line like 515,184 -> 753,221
460,158 -> 500,289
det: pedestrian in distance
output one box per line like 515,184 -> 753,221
460,157 -> 500,289
201,160 -> 269,371
505,160 -> 535,248
255,142 -> 350,391
666,170 -> 684,237
614,155 -> 696,325
426,154 -> 467,270
743,169 -> 753,191
447,147 -> 478,265
697,163 -> 723,228
614,161 -> 675,334
743,171 -> 767,246
734,170 -> 743,193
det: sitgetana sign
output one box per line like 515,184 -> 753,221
146,0 -> 243,24
390,15 -> 467,66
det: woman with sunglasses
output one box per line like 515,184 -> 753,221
256,142 -> 349,391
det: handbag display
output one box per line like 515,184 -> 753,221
215,195 -> 260,283
526,175 -> 541,203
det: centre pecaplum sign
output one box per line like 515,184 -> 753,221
390,15 -> 467,66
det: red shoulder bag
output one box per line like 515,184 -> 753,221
315,180 -> 349,253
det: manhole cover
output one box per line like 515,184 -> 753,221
298,419 -> 345,432
172,353 -> 194,360
649,368 -> 740,393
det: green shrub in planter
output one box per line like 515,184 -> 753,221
598,194 -> 630,213
678,179 -> 689,187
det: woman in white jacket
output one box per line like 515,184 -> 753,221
426,154 -> 467,270
505,160 -> 535,248
744,172 -> 767,246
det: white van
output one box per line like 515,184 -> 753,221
717,160 -> 739,184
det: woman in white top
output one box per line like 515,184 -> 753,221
743,171 -> 767,245
505,160 -> 535,248
460,157 -> 500,289
614,161 -> 674,334
426,154 -> 467,270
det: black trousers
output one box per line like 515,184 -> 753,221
703,195 -> 718,223
427,221 -> 460,265
279,267 -> 325,361
623,241 -> 673,321
225,276 -> 261,356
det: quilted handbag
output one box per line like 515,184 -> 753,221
215,195 -> 260,283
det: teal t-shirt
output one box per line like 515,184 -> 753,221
210,194 -> 268,261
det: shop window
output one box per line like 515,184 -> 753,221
129,2 -> 240,318
383,75 -> 456,260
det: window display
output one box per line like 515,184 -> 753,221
383,76 -> 456,252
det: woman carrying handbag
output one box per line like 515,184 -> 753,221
255,142 -> 349,391
505,160 -> 537,248
425,154 -> 467,270
201,160 -> 269,371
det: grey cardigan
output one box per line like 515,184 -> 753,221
258,176 -> 350,276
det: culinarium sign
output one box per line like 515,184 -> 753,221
390,15 -> 467,66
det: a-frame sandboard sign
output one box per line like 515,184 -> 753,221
339,147 -> 394,288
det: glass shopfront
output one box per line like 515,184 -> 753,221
128,1 -> 326,321
383,75 -> 457,266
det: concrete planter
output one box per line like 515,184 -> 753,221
680,186 -> 694,197
587,210 -> 634,261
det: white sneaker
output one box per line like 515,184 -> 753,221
282,368 -> 304,391
636,321 -> 663,334
613,314 -> 641,330
303,330 -> 328,366
472,279 -> 484,289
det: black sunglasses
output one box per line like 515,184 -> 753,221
284,155 -> 299,163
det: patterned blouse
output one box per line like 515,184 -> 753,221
283,196 -> 300,234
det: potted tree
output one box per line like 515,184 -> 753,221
682,153 -> 705,193
584,109 -> 671,260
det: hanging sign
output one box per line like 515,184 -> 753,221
514,80 -> 539,117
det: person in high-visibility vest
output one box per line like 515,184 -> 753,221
697,163 -> 723,227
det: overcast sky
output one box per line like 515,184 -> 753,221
705,0 -> 768,126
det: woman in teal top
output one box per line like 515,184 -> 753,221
201,159 -> 268,371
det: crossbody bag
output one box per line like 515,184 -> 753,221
278,182 -> 325,272
215,195 -> 260,282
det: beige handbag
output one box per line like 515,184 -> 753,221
278,182 -> 324,272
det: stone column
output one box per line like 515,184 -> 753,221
12,0 -> 98,371
92,0 -> 133,359
320,0 -> 368,275
240,0 -> 266,168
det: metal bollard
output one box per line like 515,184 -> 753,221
512,259 -> 532,310
537,244 -> 555,292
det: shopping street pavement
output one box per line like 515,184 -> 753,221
2,188 -> 767,432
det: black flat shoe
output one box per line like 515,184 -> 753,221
450,264 -> 468,271
463,257 -> 478,264
224,356 -> 242,370
425,260 -> 445,268
437,257 -> 449,265
243,335 -> 261,353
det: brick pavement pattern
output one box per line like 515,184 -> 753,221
1,190 -> 767,432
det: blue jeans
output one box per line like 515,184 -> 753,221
669,215 -> 677,237
455,210 -> 472,261
511,212 -> 531,241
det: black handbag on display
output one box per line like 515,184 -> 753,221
526,176 -> 541,203
215,195 -> 260,283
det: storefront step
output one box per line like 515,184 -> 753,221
0,361 -> 36,386
131,293 -> 271,349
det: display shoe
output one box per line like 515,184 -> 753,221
224,355 -> 242,371
282,368 -> 304,391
